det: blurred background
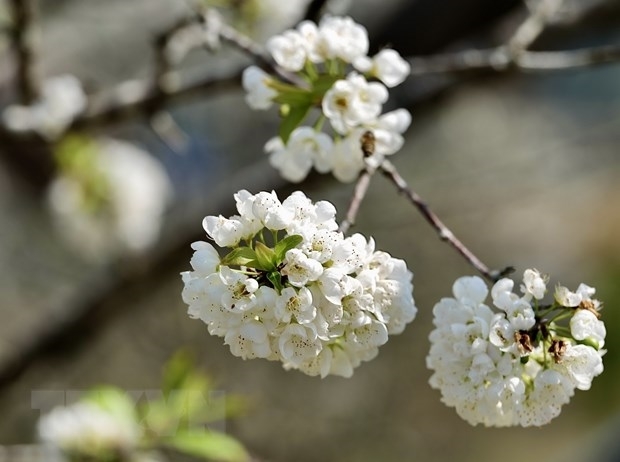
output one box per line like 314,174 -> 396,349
0,0 -> 619,460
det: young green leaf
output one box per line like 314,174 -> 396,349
254,241 -> 277,271
166,430 -> 249,462
279,103 -> 312,143
221,247 -> 258,267
274,234 -> 303,262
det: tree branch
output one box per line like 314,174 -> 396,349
379,159 -> 513,283
339,132 -> 378,235
8,0 -> 40,103
407,0 -> 620,76
70,68 -> 244,130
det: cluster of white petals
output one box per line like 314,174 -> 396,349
2,75 -> 86,140
47,138 -> 173,260
182,190 -> 417,377
38,402 -> 140,460
427,270 -> 605,427
242,16 -> 411,183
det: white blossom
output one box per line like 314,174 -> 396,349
3,75 -> 86,139
265,127 -> 334,182
322,73 -> 388,134
47,138 -> 172,260
355,48 -> 411,87
317,16 -> 369,62
570,309 -> 606,348
242,66 -> 277,110
38,402 -> 140,458
266,29 -> 308,72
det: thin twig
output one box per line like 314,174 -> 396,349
409,43 -> 620,76
407,0 -> 620,76
201,9 -> 307,87
379,159 -> 512,282
8,0 -> 40,103
70,68 -> 243,130
507,0 -> 564,53
339,131 -> 377,234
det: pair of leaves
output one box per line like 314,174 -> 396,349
221,235 -> 302,272
276,75 -> 341,143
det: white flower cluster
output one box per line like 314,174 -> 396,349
38,402 -> 141,461
242,16 -> 411,183
182,190 -> 417,377
47,138 -> 172,260
2,75 -> 86,140
427,269 -> 605,427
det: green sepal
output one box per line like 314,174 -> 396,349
165,429 -> 249,462
221,247 -> 258,267
520,355 -> 530,365
581,337 -> 600,350
274,234 -> 303,262
279,103 -> 312,143
267,271 -> 284,293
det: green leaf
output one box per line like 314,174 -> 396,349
279,103 -> 312,144
311,74 -> 341,98
83,387 -> 137,423
254,241 -> 277,271
166,430 -> 249,462
273,91 -> 314,106
274,234 -> 303,262
221,247 -> 258,267
162,349 -> 195,397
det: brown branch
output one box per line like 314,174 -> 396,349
8,0 -> 40,103
379,159 -> 513,283
339,132 -> 377,234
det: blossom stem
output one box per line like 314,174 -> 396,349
339,166 -> 375,235
379,159 -> 512,283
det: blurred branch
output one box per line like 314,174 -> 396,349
408,0 -> 620,76
8,0 -> 40,103
409,43 -> 620,75
70,68 -> 243,130
304,0 -> 330,22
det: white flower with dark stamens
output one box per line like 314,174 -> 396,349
322,73 -> 388,135
282,248 -> 324,286
276,286 -> 316,324
265,127 -> 334,183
